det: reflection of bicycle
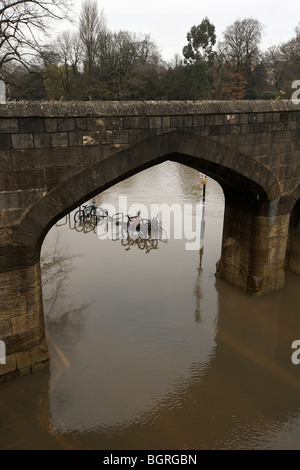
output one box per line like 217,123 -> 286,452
74,199 -> 98,224
121,236 -> 146,251
121,236 -> 160,253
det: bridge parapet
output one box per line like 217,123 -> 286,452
0,100 -> 299,195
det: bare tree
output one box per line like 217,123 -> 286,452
218,18 -> 264,76
54,31 -> 82,98
100,30 -> 137,99
263,32 -> 300,97
40,30 -> 82,100
0,0 -> 72,71
79,0 -> 106,79
261,44 -> 282,89
94,29 -> 163,100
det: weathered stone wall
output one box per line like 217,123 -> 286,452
0,262 -> 48,380
0,100 -> 299,379
216,203 -> 290,295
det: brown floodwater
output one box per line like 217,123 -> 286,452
0,161 -> 300,450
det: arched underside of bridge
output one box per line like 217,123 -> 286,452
0,130 -> 297,380
285,194 -> 300,274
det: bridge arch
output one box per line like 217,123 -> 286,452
286,187 -> 300,274
1,100 -> 299,382
14,129 -> 281,266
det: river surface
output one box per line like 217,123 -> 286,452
1,161 -> 300,450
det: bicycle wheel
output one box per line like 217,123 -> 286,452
137,239 -> 146,250
74,209 -> 85,223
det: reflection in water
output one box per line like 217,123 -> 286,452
0,161 -> 300,450
194,246 -> 204,324
41,230 -> 92,326
56,209 -> 168,253
120,236 -> 160,253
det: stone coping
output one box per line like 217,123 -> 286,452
0,100 -> 298,118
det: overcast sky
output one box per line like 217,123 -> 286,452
68,0 -> 299,61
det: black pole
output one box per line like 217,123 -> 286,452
203,182 -> 206,203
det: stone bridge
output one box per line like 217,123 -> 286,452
0,100 -> 299,380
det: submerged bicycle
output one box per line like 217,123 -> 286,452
74,199 -> 98,224
125,211 -> 167,240
74,203 -> 167,245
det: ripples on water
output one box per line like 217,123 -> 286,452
0,161 -> 300,450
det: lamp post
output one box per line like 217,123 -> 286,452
199,173 -> 207,250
